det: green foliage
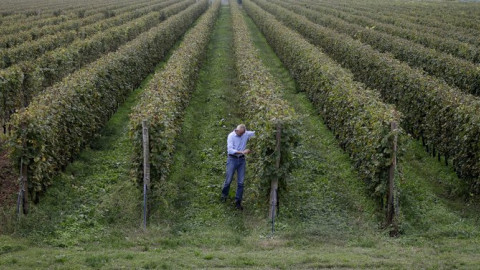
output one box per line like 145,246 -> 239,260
291,0 -> 480,64
0,30 -> 77,68
0,10 -> 80,38
230,0 -> 300,199
6,0 -> 209,196
130,0 -> 220,186
332,0 -> 480,43
101,10 -> 115,18
0,0 -> 194,129
273,0 -> 480,96
0,0 -> 178,49
251,0 -> 480,193
1,11 -> 14,17
243,0 -> 402,201
24,10 -> 40,17
76,9 -> 86,18
52,9 -> 63,17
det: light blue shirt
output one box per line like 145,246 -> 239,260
227,130 -> 255,156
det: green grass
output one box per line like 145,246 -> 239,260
1,3 -> 480,269
399,139 -> 480,237
1,232 -> 480,268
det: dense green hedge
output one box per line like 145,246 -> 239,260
78,0 -> 176,37
0,0 -> 172,50
0,0 -> 194,132
0,14 -> 71,36
253,0 -> 480,192
230,0 -> 299,198
349,3 -> 479,48
243,0 -> 402,199
289,0 -> 480,63
272,0 -> 480,96
346,0 -> 480,46
130,0 -> 220,185
0,0 -> 145,35
0,0 -> 179,68
0,7 -> 106,49
0,31 -> 78,69
359,0 -> 480,32
0,0 -> 163,48
318,0 -> 480,30
7,0 -> 209,195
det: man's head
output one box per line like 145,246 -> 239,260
234,124 -> 246,136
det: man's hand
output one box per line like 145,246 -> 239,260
242,149 -> 251,155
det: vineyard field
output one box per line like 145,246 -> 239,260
1,0 -> 480,268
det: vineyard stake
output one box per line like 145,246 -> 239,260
16,135 -> 29,216
271,188 -> 276,235
16,158 -> 25,216
142,120 -> 150,230
16,160 -> 29,215
269,124 -> 281,228
387,121 -> 398,234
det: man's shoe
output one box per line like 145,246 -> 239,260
235,201 -> 243,211
220,195 -> 227,203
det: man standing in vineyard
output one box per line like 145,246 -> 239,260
221,124 -> 255,210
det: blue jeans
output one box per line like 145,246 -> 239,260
221,156 -> 246,202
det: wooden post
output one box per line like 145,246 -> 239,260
21,129 -> 29,215
1,115 -> 5,135
21,158 -> 28,215
386,121 -> 398,232
142,120 -> 150,230
269,124 -> 281,221
16,158 -> 24,216
17,154 -> 29,216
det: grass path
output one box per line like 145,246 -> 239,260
150,3 -> 261,235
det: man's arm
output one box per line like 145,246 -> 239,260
227,134 -> 243,155
242,131 -> 255,154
